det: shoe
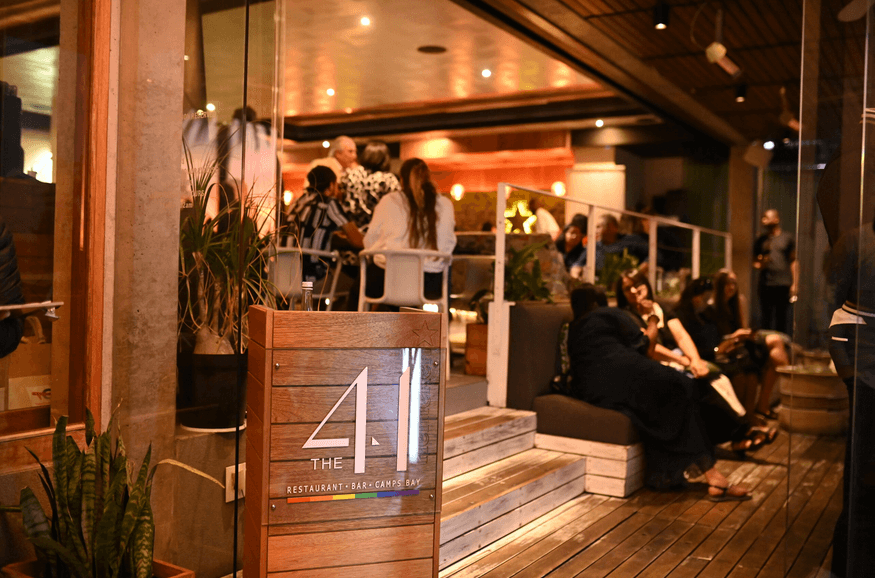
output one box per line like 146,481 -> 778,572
755,408 -> 779,420
731,438 -> 754,459
707,484 -> 752,503
749,426 -> 778,446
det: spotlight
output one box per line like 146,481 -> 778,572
326,88 -> 335,96
360,16 -> 371,26
481,69 -> 492,78
705,9 -> 741,78
551,182 -> 566,197
763,141 -> 775,150
735,84 -> 747,103
450,184 -> 465,201
595,119 -> 604,128
283,190 -> 293,206
322,141 -> 330,148
205,103 -> 216,112
653,2 -> 670,30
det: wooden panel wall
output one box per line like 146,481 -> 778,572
245,307 -> 446,578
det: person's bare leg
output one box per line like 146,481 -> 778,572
757,335 -> 789,414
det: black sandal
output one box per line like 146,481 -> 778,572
707,484 -> 752,502
755,408 -> 779,420
749,426 -> 778,446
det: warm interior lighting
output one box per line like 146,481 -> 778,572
205,103 -> 216,112
322,141 -> 330,148
704,9 -> 741,78
653,2 -> 670,30
326,88 -> 335,96
551,182 -> 566,197
595,119 -> 604,128
283,190 -> 293,206
360,16 -> 371,26
504,200 -> 536,233
735,84 -> 747,103
422,304 -> 439,312
450,184 -> 465,201
481,69 -> 492,78
763,141 -> 775,150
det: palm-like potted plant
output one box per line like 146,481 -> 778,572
177,141 -> 277,430
1,410 -> 220,578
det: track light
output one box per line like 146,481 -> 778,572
705,9 -> 741,78
653,2 -> 670,30
735,84 -> 747,103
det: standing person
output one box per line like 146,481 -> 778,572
827,214 -> 875,577
360,158 -> 456,305
290,166 -> 364,285
753,209 -> 797,333
529,196 -> 561,241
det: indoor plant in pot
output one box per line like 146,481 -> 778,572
1,410 -> 220,578
177,142 -> 277,430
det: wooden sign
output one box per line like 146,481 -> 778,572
245,308 -> 446,578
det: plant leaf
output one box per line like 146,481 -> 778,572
85,409 -> 95,447
154,459 -> 225,488
19,487 -> 51,542
111,446 -> 151,578
51,417 -> 69,552
130,495 -> 154,578
81,444 -> 96,562
29,536 -> 89,578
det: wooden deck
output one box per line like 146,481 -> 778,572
441,431 -> 844,578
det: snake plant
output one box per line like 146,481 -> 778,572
16,410 -> 221,578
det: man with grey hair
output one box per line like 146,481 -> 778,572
328,136 -> 359,171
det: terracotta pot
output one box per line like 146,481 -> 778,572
2,559 -> 193,578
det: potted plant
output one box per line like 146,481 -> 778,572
177,141 -> 277,430
1,410 -> 221,578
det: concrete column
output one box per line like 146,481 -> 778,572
111,0 -> 185,560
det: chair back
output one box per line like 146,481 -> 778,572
358,249 -> 452,311
267,248 -> 303,299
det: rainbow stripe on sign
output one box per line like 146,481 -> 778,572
287,489 -> 419,504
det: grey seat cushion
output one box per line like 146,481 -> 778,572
533,394 -> 640,446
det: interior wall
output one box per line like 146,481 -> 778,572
642,157 -> 684,205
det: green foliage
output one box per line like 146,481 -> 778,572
504,241 -> 552,303
16,409 -> 222,578
597,249 -> 639,295
179,138 -> 277,354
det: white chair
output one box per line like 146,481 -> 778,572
357,248 -> 452,314
268,247 -> 344,311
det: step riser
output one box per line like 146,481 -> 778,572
441,459 -> 587,543
443,432 -> 535,480
444,413 -> 537,458
439,476 -> 587,569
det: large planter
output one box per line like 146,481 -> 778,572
177,351 -> 247,431
778,365 -> 848,435
465,323 -> 488,376
2,560 -> 193,578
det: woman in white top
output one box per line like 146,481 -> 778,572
362,158 -> 456,301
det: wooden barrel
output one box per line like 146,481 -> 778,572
778,366 -> 848,435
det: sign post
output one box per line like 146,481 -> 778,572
245,308 -> 446,577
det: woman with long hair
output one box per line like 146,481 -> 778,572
360,158 -> 456,303
710,268 -> 789,420
567,284 -> 751,500
615,269 -> 710,378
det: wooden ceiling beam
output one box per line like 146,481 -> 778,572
451,0 -> 750,145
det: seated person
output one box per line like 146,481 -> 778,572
586,214 -> 649,275
708,269 -> 789,421
358,158 -> 456,306
567,284 -> 751,499
674,277 -> 774,425
555,214 -> 588,279
615,269 -> 709,378
289,165 -> 364,286
341,140 -> 401,231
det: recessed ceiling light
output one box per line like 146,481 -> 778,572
417,45 -> 447,54
595,119 -> 605,128
205,103 -> 216,112
326,88 -> 335,96
735,84 -> 748,103
481,69 -> 492,78
763,141 -> 775,150
653,2 -> 670,30
360,16 -> 371,26
322,141 -> 330,148
183,55 -> 189,61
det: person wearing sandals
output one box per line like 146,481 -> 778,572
674,278 -> 780,449
709,268 -> 789,421
614,270 -> 777,455
567,284 -> 751,502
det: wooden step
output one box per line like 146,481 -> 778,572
443,406 -> 537,480
445,372 -> 488,417
439,448 -> 587,569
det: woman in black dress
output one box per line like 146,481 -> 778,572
568,285 -> 750,500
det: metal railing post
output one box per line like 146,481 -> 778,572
692,229 -> 701,279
